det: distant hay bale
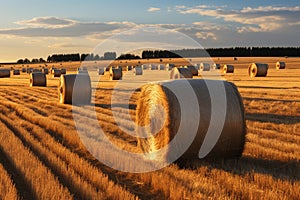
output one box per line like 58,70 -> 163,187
184,65 -> 198,76
30,72 -> 46,87
126,66 -> 133,71
142,64 -> 148,70
248,63 -> 268,77
60,68 -> 67,74
52,69 -> 61,77
166,63 -> 175,71
0,69 -> 10,78
136,79 -> 246,163
213,63 -> 221,70
223,64 -> 234,74
276,61 -> 286,70
42,68 -> 49,74
170,67 -> 193,79
148,64 -> 158,70
109,67 -> 122,80
27,68 -> 33,73
98,68 -> 105,75
58,74 -> 91,104
158,64 -> 166,70
21,68 -> 26,73
12,69 -> 20,75
200,63 -> 210,71
134,66 -> 143,75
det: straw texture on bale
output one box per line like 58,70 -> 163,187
109,68 -> 122,80
170,67 -> 193,79
276,61 -> 285,70
58,74 -> 91,105
136,79 -> 246,163
248,63 -> 268,77
60,68 -> 67,74
184,65 -> 198,76
12,69 -> 20,75
0,69 -> 10,78
200,63 -> 210,71
52,69 -> 61,77
223,65 -> 234,74
213,64 -> 221,70
30,72 -> 46,87
134,66 -> 143,75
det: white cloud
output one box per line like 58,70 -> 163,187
147,7 -> 161,12
195,32 -> 217,40
175,5 -> 300,32
15,16 -> 76,28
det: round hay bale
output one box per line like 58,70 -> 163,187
223,65 -> 234,74
142,64 -> 148,70
0,69 -> 11,78
109,68 -> 122,80
213,63 -> 221,70
30,72 -> 46,87
33,68 -> 41,73
158,64 -> 166,70
52,69 -> 61,77
134,66 -> 143,75
42,68 -> 49,74
248,63 -> 268,77
170,67 -> 193,79
276,61 -> 285,70
200,63 -> 210,71
27,68 -> 33,74
148,64 -> 157,70
126,66 -> 133,71
98,68 -> 105,75
21,68 -> 26,73
58,74 -> 91,105
184,65 -> 198,76
12,69 -> 20,75
60,68 -> 67,74
136,79 -> 246,163
166,63 -> 175,71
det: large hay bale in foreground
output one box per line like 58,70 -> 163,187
134,66 -> 143,75
184,65 -> 198,76
248,63 -> 268,77
52,69 -> 61,77
200,63 -> 210,71
30,72 -> 46,87
223,64 -> 234,74
12,69 -> 20,75
58,74 -> 91,104
0,69 -> 10,78
109,68 -> 122,80
276,61 -> 286,70
136,79 -> 246,164
170,67 -> 193,79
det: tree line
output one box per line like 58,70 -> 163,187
142,47 -> 300,59
16,52 -> 117,63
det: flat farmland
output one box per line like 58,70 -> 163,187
0,57 -> 299,199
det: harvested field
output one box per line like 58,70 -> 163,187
0,57 -> 299,199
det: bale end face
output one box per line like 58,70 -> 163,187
30,72 -> 46,87
276,62 -> 286,70
58,74 -> 91,105
136,79 -> 246,164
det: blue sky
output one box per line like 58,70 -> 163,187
0,0 -> 299,62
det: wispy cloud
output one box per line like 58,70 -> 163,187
147,7 -> 161,12
175,5 -> 300,32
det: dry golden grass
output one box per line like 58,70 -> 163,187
0,57 -> 299,199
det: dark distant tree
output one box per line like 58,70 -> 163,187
17,59 -> 24,64
104,52 -> 117,60
117,54 -> 140,60
24,58 -> 30,63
